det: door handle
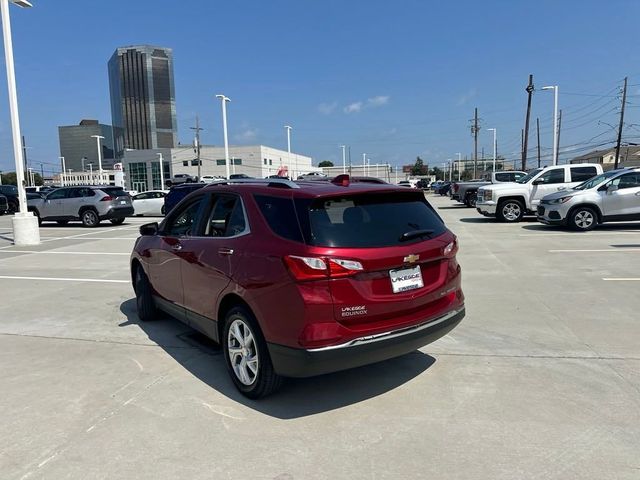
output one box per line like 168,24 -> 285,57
635,192 -> 640,196
171,243 -> 183,251
218,247 -> 234,256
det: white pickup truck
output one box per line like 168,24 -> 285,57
475,163 -> 604,222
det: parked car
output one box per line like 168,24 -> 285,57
398,180 -> 416,188
416,179 -> 431,189
201,175 -> 225,184
436,181 -> 452,196
169,174 -> 196,185
132,190 -> 168,216
476,164 -> 603,222
163,182 -> 207,215
229,173 -> 252,180
452,171 -> 526,207
429,180 -> 444,192
131,175 -> 465,398
297,171 -> 327,180
537,168 -> 640,231
0,193 -> 7,215
0,184 -> 19,213
27,185 -> 133,227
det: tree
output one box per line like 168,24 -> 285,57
318,160 -> 334,168
0,171 -> 42,186
411,156 -> 427,176
429,166 -> 443,180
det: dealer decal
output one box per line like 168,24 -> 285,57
341,305 -> 368,317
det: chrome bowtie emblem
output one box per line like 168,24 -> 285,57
403,254 -> 419,264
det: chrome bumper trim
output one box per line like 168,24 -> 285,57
307,308 -> 463,352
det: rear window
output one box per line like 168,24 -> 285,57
570,166 -> 598,182
102,187 -> 127,197
300,192 -> 445,248
495,172 -> 511,182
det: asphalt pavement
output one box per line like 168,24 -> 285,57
0,196 -> 638,480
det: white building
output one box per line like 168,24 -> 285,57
321,163 -> 393,182
52,163 -> 126,188
122,145 -> 316,192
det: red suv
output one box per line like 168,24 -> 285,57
131,176 -> 464,398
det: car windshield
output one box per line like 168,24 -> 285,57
516,168 -> 543,184
573,170 -> 619,190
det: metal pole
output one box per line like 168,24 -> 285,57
1,0 -> 29,213
60,156 -> 65,186
157,152 -> 164,190
536,118 -> 541,168
216,94 -> 231,179
92,135 -> 104,183
89,163 -> 93,184
285,125 -> 292,153
340,145 -> 346,174
493,129 -> 497,172
552,86 -> 559,165
362,153 -> 366,176
614,77 -> 628,169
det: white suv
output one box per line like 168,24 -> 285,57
476,163 -> 603,222
537,168 -> 640,231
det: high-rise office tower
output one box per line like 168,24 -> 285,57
108,45 -> 178,150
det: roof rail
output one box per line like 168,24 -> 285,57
215,178 -> 301,189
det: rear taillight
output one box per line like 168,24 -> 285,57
284,255 -> 363,281
100,195 -> 113,202
453,184 -> 459,193
444,239 -> 458,257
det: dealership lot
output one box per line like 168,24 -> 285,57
1,196 -> 639,480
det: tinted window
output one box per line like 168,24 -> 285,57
570,166 -> 598,182
102,187 -> 127,197
301,192 -> 445,248
47,189 -> 68,200
514,172 -> 526,181
495,173 -> 511,182
536,168 -> 565,185
165,199 -> 204,236
204,195 -> 247,237
134,192 -> 151,200
254,195 -> 304,243
0,185 -> 18,195
611,173 -> 640,189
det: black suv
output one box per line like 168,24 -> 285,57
0,185 -> 19,213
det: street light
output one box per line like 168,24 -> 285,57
91,135 -> 105,183
1,0 -> 38,245
340,145 -> 346,174
215,94 -> 231,179
284,125 -> 292,153
456,152 -> 462,180
59,156 -> 66,186
542,85 -> 559,165
156,152 -> 164,190
487,128 -> 497,172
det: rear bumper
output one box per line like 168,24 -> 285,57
101,206 -> 134,219
267,307 -> 465,378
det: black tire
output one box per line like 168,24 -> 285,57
110,218 -> 125,225
467,192 -> 477,208
80,209 -> 100,228
134,265 -> 158,321
568,206 -> 597,231
222,306 -> 283,399
8,201 -> 18,214
56,220 -> 69,226
497,199 -> 524,223
161,205 -> 166,216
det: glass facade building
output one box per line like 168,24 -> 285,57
108,45 -> 178,150
58,120 -> 124,173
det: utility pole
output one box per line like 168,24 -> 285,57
190,116 -> 203,180
523,74 -> 534,171
536,117 -> 541,168
555,110 -> 563,164
521,129 -> 524,164
21,135 -> 28,185
614,77 -> 628,169
472,108 -> 479,178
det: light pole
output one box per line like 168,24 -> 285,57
91,134 -> 105,182
487,128 -> 497,172
362,153 -> 366,176
81,156 -> 86,173
340,145 -> 346,174
88,163 -> 93,184
156,152 -> 164,190
456,152 -> 462,180
216,94 -> 231,179
60,156 -> 65,186
2,0 -> 38,245
542,85 -> 559,165
284,125 -> 292,153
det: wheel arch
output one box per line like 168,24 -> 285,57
567,203 -> 603,223
217,293 -> 259,345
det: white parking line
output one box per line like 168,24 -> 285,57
603,278 -> 640,281
38,237 -> 138,241
0,226 -> 136,250
0,275 -> 129,283
519,231 -> 639,237
549,249 -> 640,253
0,251 -> 130,256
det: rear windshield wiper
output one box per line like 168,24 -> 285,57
399,229 -> 434,242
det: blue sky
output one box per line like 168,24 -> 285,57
1,0 -> 639,175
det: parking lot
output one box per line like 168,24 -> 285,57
1,195 -> 639,480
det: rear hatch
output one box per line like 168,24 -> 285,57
101,187 -> 132,209
295,191 -> 456,328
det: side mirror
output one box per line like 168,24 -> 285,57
532,179 -> 543,185
140,222 -> 159,236
607,184 -> 619,194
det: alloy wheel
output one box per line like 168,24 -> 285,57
227,319 -> 259,386
502,202 -> 521,221
574,210 -> 594,229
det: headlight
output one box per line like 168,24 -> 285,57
481,190 -> 492,201
548,196 -> 572,205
